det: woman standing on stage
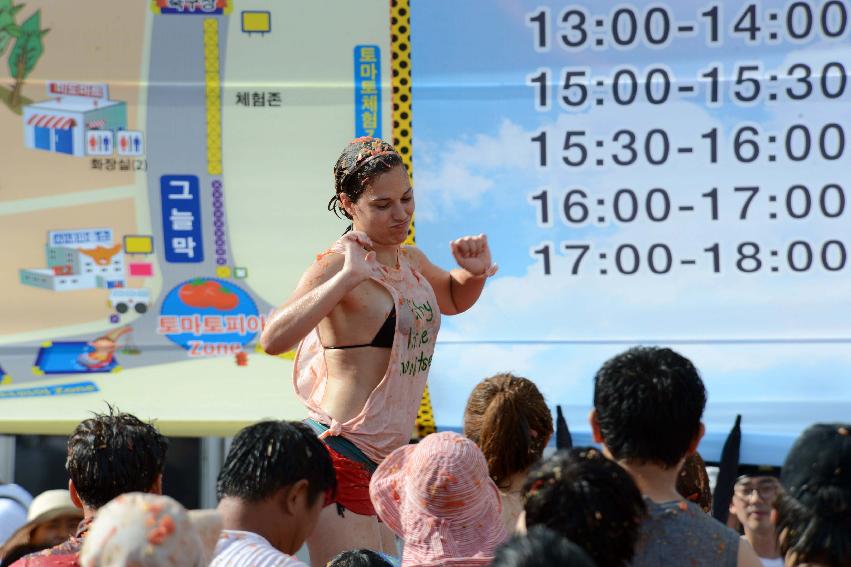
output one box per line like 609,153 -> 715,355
260,137 -> 496,563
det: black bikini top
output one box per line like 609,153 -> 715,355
323,305 -> 396,350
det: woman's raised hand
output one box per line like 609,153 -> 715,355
337,231 -> 378,284
450,234 -> 498,277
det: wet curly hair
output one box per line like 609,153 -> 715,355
66,406 -> 167,509
328,137 -> 405,221
774,423 -> 851,566
523,447 -> 646,567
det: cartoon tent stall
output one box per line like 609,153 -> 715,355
21,82 -> 127,157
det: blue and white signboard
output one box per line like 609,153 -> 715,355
354,45 -> 382,138
160,175 -> 204,263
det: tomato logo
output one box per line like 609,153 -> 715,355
178,278 -> 240,311
159,278 -> 260,352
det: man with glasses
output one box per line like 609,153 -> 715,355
729,466 -> 783,567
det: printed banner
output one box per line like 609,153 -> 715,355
411,0 -> 851,462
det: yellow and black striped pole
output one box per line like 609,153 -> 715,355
390,0 -> 437,440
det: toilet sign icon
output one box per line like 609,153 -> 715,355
117,130 -> 144,156
85,130 -> 114,156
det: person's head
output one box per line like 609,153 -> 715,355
216,420 -> 335,554
491,526 -> 597,567
329,137 -> 411,244
591,347 -> 706,469
23,490 -> 82,547
370,431 -> 507,566
463,373 -> 554,489
522,447 -> 645,567
0,489 -> 82,553
729,466 -> 781,535
79,493 -> 222,567
774,424 -> 851,566
66,408 -> 168,512
677,453 -> 713,514
326,549 -> 393,567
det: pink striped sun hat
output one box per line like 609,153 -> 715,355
370,431 -> 508,567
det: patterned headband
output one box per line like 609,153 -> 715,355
337,137 -> 399,189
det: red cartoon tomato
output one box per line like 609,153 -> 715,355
178,279 -> 240,311
212,287 -> 239,310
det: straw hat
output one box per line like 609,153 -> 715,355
0,490 -> 81,553
79,493 -> 222,567
369,432 -> 508,567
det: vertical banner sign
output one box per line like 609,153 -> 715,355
354,45 -> 382,138
160,175 -> 204,263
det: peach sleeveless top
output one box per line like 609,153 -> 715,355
293,249 -> 441,463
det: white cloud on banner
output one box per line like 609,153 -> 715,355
413,73 -> 851,425
415,120 -> 534,221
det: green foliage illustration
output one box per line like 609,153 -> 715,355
5,6 -> 48,109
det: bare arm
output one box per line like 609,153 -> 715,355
406,234 -> 496,315
447,268 -> 487,314
260,233 -> 376,355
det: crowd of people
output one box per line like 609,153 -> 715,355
2,139 -> 849,566
0,347 -> 848,567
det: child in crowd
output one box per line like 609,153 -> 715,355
211,421 -> 336,567
590,347 -> 762,567
463,373 -> 553,534
521,447 -> 645,566
10,409 -> 168,567
326,549 -> 395,566
0,490 -> 82,559
491,526 -> 596,567
79,493 -> 221,567
369,431 -> 507,566
773,423 -> 850,566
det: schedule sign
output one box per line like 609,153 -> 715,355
411,0 -> 851,452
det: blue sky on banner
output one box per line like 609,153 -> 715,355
410,0 -> 851,436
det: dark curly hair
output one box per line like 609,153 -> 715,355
327,549 -> 392,567
491,526 -> 597,567
328,137 -> 405,221
774,423 -> 851,566
66,406 -> 168,509
593,346 -> 706,468
523,447 -> 646,567
216,420 -> 335,505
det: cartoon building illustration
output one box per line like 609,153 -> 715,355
19,228 -> 126,291
21,82 -> 127,157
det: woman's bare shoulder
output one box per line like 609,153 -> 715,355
402,244 -> 428,267
403,245 -> 446,277
294,248 -> 345,291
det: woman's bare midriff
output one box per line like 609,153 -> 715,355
317,278 -> 395,424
